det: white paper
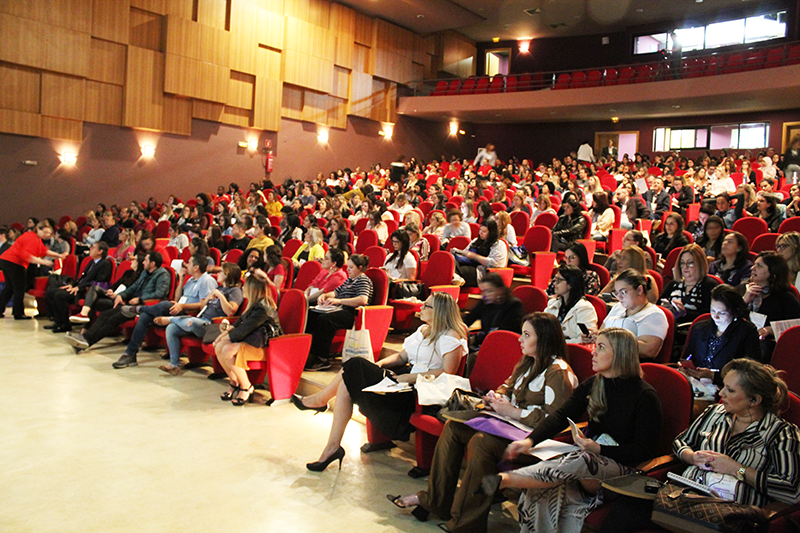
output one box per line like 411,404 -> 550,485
525,439 -> 579,461
635,177 -> 649,195
704,473 -> 738,501
178,296 -> 188,304
750,311 -> 767,330
114,284 -> 126,295
312,304 -> 342,313
687,375 -> 718,400
771,319 -> 800,341
362,376 -> 413,394
170,259 -> 184,271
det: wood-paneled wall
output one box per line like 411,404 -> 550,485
0,0 -> 461,143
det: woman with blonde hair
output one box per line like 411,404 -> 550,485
113,227 -> 137,263
291,227 -> 325,269
295,292 -> 467,471
530,193 -> 556,225
661,243 -> 718,323
214,274 -> 279,405
405,222 -> 429,261
599,246 -> 658,303
494,327 -> 662,533
776,232 -> 800,291
495,211 -> 518,247
584,175 -> 604,205
423,211 -> 447,238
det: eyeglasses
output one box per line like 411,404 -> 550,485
776,243 -> 791,251
553,276 -> 566,283
679,261 -> 696,268
611,288 -> 631,299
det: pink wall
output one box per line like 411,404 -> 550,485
0,115 -> 446,225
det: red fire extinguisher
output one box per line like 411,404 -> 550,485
265,151 -> 274,173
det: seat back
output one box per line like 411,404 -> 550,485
535,211 -> 558,229
293,260 -> 322,291
523,225 -> 551,253
223,248 -> 243,265
282,238 -> 303,258
353,217 -> 369,235
277,288 -> 307,334
470,330 -> 522,392
661,247 -> 683,286
779,217 -> 800,234
155,220 -> 170,238
363,245 -> 387,269
423,251 -> 455,287
445,235 -> 471,252
365,267 -> 389,305
165,246 -> 179,261
567,343 -> 595,383
732,217 -> 768,245
772,326 -> 800,394
584,294 -> 608,325
654,305 -> 676,364
209,247 -> 221,266
76,257 -> 92,279
113,260 -> 134,284
355,229 -> 379,254
751,233 -> 780,253
60,254 -> 78,279
512,285 -> 548,315
641,363 -> 693,456
422,233 -> 440,254
587,263 -> 610,287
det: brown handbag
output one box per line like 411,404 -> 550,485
651,483 -> 768,533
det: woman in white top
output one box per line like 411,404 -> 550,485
383,230 -> 418,281
495,211 -> 518,247
530,194 -> 557,226
583,176 -> 604,206
366,210 -> 389,245
587,268 -> 668,360
589,191 -> 615,241
545,265 -> 598,344
294,292 -> 467,471
454,219 -> 509,287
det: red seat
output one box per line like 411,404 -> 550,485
155,220 -> 170,239
509,212 -> 530,240
771,326 -> 800,394
534,211 -> 558,229
751,233 -> 781,253
293,260 -> 322,291
355,230 -> 379,254
487,74 -> 504,93
517,73 -> 532,91
553,73 -> 571,90
566,343 -> 596,383
445,79 -> 460,95
282,238 -> 303,259
779,217 -> 800,234
722,53 -> 744,74
430,80 -> 448,96
512,285 -> 548,315
459,77 -> 477,95
660,247 -> 683,287
653,305 -> 676,364
505,75 -> 518,92
587,262 -> 610,288
473,76 -> 490,94
732,217 -> 768,245
585,69 -> 602,87
445,235 -> 471,253
422,234 -> 440,255
570,71 -> 586,89
617,66 -> 635,84
704,55 -> 719,76
222,248 -> 243,264
743,50 -> 765,72
683,57 -> 704,78
409,330 -> 522,473
585,294 -> 608,325
511,226 -> 551,277
634,64 -> 653,83
603,67 -> 618,85
329,268 -> 393,360
362,246 -> 387,270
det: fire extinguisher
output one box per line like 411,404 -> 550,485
265,151 -> 274,173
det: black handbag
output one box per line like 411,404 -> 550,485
651,483 -> 768,533
391,280 -> 426,300
435,388 -> 483,422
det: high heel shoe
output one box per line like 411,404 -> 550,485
291,394 -> 327,413
220,384 -> 240,402
306,446 -> 345,472
231,385 -> 255,406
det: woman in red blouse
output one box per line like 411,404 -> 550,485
0,221 -> 67,319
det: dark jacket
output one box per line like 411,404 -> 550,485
551,214 -> 587,245
643,190 -> 671,220
100,224 -> 121,248
76,257 -> 114,293
463,296 -> 525,346
229,299 -> 281,346
708,259 -> 753,287
617,197 -> 651,224
684,318 -> 761,385
120,267 -> 171,302
652,231 -> 690,259
672,187 -> 694,210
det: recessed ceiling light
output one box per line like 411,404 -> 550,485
416,14 -> 424,19
672,105 -> 681,109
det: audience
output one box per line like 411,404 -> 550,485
462,272 -> 525,363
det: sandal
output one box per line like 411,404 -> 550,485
386,494 -> 429,521
232,385 -> 255,406
220,384 -> 240,401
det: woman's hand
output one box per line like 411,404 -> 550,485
503,438 -> 533,460
684,367 -> 714,380
574,433 -> 601,454
743,282 -> 763,304
580,329 -> 598,344
486,395 -> 518,419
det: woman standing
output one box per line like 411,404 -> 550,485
387,313 -> 578,532
709,231 -> 753,286
296,292 -> 466,470
496,328 -> 663,533
0,221 -> 65,320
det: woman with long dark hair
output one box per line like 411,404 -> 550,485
550,198 -> 587,252
382,229 -> 417,282
708,231 -> 753,286
544,265 -> 598,343
453,219 -> 508,288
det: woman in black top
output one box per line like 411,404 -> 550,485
493,327 -> 662,533
681,284 -> 760,386
755,193 -> 782,233
742,251 -> 800,362
708,231 -> 753,287
652,212 -> 689,262
670,176 -> 694,215
694,214 -> 724,262
550,198 -> 587,253
660,243 -> 719,324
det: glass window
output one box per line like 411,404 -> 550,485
673,27 -> 705,52
739,123 -> 769,149
745,13 -> 787,44
635,34 -> 667,55
710,125 -> 738,150
653,127 -> 668,152
706,19 -> 745,49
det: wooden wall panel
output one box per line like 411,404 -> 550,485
281,49 -> 332,94
353,12 -> 372,47
227,71 -> 255,109
85,81 -> 124,125
330,66 -> 350,100
0,64 -> 41,114
349,70 -> 372,119
41,73 -> 86,121
280,84 -> 303,120
412,35 -> 427,65
199,24 -> 230,66
228,0 -> 258,73
130,0 -> 167,14
352,43 -> 371,75
442,31 -> 476,78
284,17 -> 334,63
197,0 -> 228,29
193,99 -> 224,121
247,0 -> 283,15
257,9 -> 284,50
370,78 -> 387,122
46,25 -> 92,78
0,109 -> 41,137
130,8 -> 164,51
162,94 -> 193,135
301,90 -> 328,124
41,117 -> 83,141
49,0 -> 93,34
308,0 -> 329,28
411,61 -> 424,82
92,0 -> 130,44
256,48 -> 282,80
282,0 -> 308,23
387,82 -> 397,123
0,13 -> 47,69
165,54 -> 229,102
165,0 -> 193,18
90,38 -> 127,85
373,50 -> 413,84
124,46 -> 164,130
253,77 -> 281,131
165,15 -> 201,60
0,0 -> 49,22
326,96 -> 347,129
221,105 -> 251,127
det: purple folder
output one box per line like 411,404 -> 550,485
464,416 -> 530,441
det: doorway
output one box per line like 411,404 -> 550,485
485,48 -> 511,76
595,131 -> 639,162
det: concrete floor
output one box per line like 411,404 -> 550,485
0,313 -> 518,533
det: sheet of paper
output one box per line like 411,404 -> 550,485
312,304 -> 343,313
525,439 -> 579,461
750,312 -> 767,330
771,318 -> 800,341
480,411 -> 534,433
114,284 -> 126,295
362,376 -> 413,394
170,259 -> 184,271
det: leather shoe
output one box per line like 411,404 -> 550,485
52,324 -> 72,333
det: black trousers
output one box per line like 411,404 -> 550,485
82,306 -> 130,346
305,306 -> 356,366
45,285 -> 82,326
0,259 -> 28,318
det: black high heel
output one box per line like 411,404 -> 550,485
231,385 -> 255,406
306,446 -> 345,471
221,384 -> 240,402
291,394 -> 327,413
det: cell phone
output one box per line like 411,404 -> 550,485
679,359 -> 696,370
644,479 -> 660,494
578,323 -> 590,335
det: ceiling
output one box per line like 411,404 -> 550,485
335,0 -> 781,42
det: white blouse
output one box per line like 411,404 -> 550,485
402,327 -> 467,374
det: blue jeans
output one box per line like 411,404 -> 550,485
125,301 -> 176,356
165,316 -> 210,366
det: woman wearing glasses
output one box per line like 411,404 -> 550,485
775,232 -> 800,292
545,265 -> 598,344
587,269 -> 668,360
660,244 -> 719,324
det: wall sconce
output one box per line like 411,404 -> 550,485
519,40 -> 531,53
141,144 -> 156,158
449,121 -> 459,136
611,116 -> 620,123
238,139 -> 259,151
61,151 -> 77,165
317,128 -> 329,144
380,123 -> 394,139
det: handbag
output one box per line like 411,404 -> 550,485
391,280 -> 426,300
435,388 -> 482,422
651,483 -> 768,533
415,373 -> 471,406
508,245 -> 530,267
341,311 -> 373,362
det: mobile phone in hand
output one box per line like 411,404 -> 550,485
578,323 -> 590,336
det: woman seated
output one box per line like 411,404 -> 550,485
423,211 -> 447,240
530,193 -> 556,226
365,210 -> 388,245
303,254 -> 373,371
589,269 -> 668,360
755,193 -> 782,233
278,212 -> 304,244
113,227 -> 136,263
599,246 -> 658,303
327,228 -> 350,256
776,232 -> 800,291
154,263 -> 243,375
453,219 -> 508,288
652,212 -> 690,268
599,358 -> 800,533
463,272 -> 525,360
660,243 -> 719,324
680,285 -> 760,386
263,244 -> 286,289
439,210 -> 469,248
510,192 -> 532,215
388,313 -> 579,532
544,265 -> 598,343
405,222 -> 429,261
550,198 -> 587,252
495,327 -> 663,533
604,230 -> 653,275
237,248 -> 264,279
741,251 -> 800,362
291,227 -> 325,269
695,214 -> 725,263
546,242 -> 601,296
214,275 -> 280,405
588,192 -> 614,241
264,190 -> 283,217
304,249 -> 347,306
206,225 -> 227,254
383,229 -> 417,284
295,292 -> 467,469
709,231 -> 753,286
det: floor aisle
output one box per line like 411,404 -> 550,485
0,316 -> 518,533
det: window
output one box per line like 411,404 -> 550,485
653,127 -> 709,151
654,122 -> 769,152
634,10 -> 787,55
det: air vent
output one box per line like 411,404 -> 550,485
524,8 -> 542,15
